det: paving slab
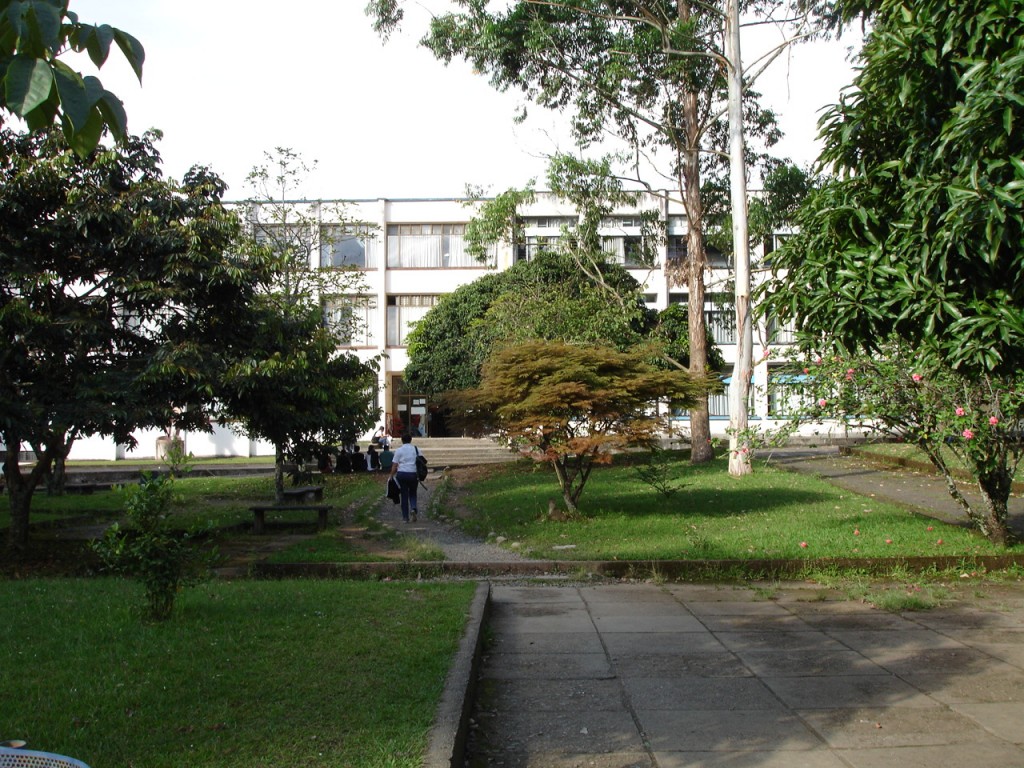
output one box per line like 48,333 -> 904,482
464,582 -> 1024,767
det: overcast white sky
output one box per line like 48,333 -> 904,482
72,1 -> 861,201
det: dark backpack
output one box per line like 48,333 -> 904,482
415,447 -> 428,481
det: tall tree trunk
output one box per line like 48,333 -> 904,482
725,0 -> 753,477
663,1 -> 713,465
678,12 -> 713,464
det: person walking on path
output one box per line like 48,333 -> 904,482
388,433 -> 420,522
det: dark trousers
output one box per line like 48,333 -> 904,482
396,471 -> 419,520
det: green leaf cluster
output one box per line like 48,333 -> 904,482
0,0 -> 145,154
764,0 -> 1024,376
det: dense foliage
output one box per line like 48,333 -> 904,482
460,339 -> 702,512
404,249 -> 655,395
764,0 -> 1024,376
0,129 -> 262,548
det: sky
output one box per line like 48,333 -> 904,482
71,1 -> 862,201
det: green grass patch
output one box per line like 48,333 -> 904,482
0,578 -> 476,768
451,457 -> 1020,560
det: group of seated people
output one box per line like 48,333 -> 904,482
318,442 -> 394,474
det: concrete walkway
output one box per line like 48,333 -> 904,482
466,581 -> 1024,767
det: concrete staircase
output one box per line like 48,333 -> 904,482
406,437 -> 518,469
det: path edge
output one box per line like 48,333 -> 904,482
423,580 -> 491,768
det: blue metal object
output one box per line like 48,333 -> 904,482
0,747 -> 90,768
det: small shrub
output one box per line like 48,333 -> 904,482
92,472 -> 212,621
634,446 -> 687,498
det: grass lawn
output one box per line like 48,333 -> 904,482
451,455 -> 1022,561
0,578 -> 477,768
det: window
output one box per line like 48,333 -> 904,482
528,216 -> 577,230
602,236 -> 649,266
674,379 -> 731,419
670,293 -> 736,344
320,225 -> 377,269
387,294 -> 439,346
325,296 -> 377,347
767,369 -> 811,417
666,237 -> 730,268
387,224 -> 490,268
767,316 -> 797,345
515,235 -> 561,262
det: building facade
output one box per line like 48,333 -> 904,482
67,190 -> 848,461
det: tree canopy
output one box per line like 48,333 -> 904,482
0,0 -> 145,154
0,128 -> 261,549
403,249 -> 655,397
763,0 -> 1024,377
368,0 -> 797,464
461,339 -> 702,512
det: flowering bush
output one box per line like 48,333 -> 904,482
779,341 -> 1023,545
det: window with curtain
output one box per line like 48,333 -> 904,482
386,224 -> 491,268
386,294 -> 439,346
320,225 -> 377,269
325,296 -> 377,347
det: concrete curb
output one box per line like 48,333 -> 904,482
251,554 -> 1024,580
423,581 -> 491,768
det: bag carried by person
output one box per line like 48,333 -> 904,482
386,476 -> 401,504
415,447 -> 428,481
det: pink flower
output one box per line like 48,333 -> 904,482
911,373 -> 923,382
803,368 -> 810,375
989,416 -> 999,426
799,541 -> 808,548
847,368 -> 855,375
955,407 -> 966,416
762,349 -> 772,359
885,538 -> 893,544
962,429 -> 974,440
818,398 -> 828,407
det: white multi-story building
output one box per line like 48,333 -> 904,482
68,190 -> 840,461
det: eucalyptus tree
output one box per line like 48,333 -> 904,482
368,0 -> 817,469
0,0 -> 145,154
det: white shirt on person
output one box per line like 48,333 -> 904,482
392,442 -> 419,474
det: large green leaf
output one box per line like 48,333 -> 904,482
4,53 -> 51,114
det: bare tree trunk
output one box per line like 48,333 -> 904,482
3,436 -> 50,550
274,443 -> 286,503
725,0 -> 753,477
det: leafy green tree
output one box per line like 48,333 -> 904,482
0,0 -> 145,154
762,0 -> 1024,543
404,249 -> 654,396
461,340 -> 702,512
764,0 -> 1024,376
369,0 -> 794,464
0,128 -> 263,550
781,345 -> 1022,546
217,301 -> 380,499
228,147 -> 381,497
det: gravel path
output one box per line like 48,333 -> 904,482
375,478 -> 527,563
